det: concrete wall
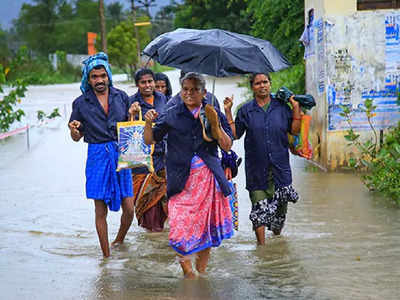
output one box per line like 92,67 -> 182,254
48,53 -> 89,70
304,0 -> 400,170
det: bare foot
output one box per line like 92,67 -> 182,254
111,240 -> 123,248
184,271 -> 198,280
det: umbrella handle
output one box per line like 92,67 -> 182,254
144,56 -> 153,68
211,78 -> 216,107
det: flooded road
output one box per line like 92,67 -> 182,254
1,70 -> 399,299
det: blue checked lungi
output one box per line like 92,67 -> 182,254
85,141 -> 133,211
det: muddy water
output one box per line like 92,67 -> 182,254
0,70 -> 399,299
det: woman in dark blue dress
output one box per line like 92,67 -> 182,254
224,73 -> 302,245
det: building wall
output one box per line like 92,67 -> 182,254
304,0 -> 400,170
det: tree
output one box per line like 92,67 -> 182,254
137,0 -> 156,18
99,0 -> 107,52
0,27 -> 11,66
107,2 -> 127,29
174,0 -> 251,34
107,20 -> 138,78
152,2 -> 177,37
13,0 -> 110,55
14,0 -> 62,55
247,0 -> 304,65
107,16 -> 152,77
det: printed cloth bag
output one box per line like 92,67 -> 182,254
288,114 -> 312,160
116,109 -> 154,172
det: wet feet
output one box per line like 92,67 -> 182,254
111,240 -> 123,248
184,271 -> 198,280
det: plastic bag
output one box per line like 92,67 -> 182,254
116,109 -> 154,172
274,86 -> 316,110
288,114 -> 313,159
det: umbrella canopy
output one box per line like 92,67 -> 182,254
143,28 -> 291,77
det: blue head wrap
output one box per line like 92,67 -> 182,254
80,52 -> 113,93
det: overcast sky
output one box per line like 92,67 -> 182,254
0,0 -> 175,30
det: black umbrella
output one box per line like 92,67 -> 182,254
143,28 -> 291,77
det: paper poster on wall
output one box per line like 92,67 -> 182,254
328,82 -> 400,131
385,14 -> 400,73
299,8 -> 315,58
327,14 -> 400,131
316,18 -> 325,94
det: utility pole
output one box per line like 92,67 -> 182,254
131,0 -> 141,67
99,0 -> 107,52
137,0 -> 155,18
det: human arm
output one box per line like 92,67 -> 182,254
143,109 -> 158,145
217,110 -> 233,152
288,96 -> 301,135
68,100 -> 84,142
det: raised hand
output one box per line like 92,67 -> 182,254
224,95 -> 234,111
144,109 -> 158,123
128,102 -> 141,118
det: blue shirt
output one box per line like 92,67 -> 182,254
153,100 -> 233,198
129,91 -> 167,173
235,96 -> 293,191
165,91 -> 220,110
69,87 -> 131,144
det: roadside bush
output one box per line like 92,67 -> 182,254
0,64 -> 27,132
340,99 -> 400,204
7,46 -> 81,85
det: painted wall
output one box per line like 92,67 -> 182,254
303,0 -> 400,169
324,0 -> 356,15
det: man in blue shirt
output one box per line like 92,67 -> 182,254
224,73 -> 301,245
68,52 -> 136,257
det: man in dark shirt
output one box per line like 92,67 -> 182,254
68,52 -> 136,257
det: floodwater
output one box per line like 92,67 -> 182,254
1,70 -> 399,300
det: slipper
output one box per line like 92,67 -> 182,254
204,104 -> 222,140
199,105 -> 214,142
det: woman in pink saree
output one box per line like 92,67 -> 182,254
143,72 -> 234,278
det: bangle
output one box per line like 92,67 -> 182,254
293,117 -> 301,121
228,120 -> 234,125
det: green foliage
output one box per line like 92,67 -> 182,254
247,0 -> 305,65
270,62 -> 305,94
0,27 -> 11,66
107,16 -> 152,78
152,3 -> 177,37
150,62 -> 175,73
340,99 -> 400,204
0,64 -> 27,133
12,0 -> 134,56
7,46 -> 81,85
107,20 -> 138,79
37,108 -> 61,121
174,0 -> 252,34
